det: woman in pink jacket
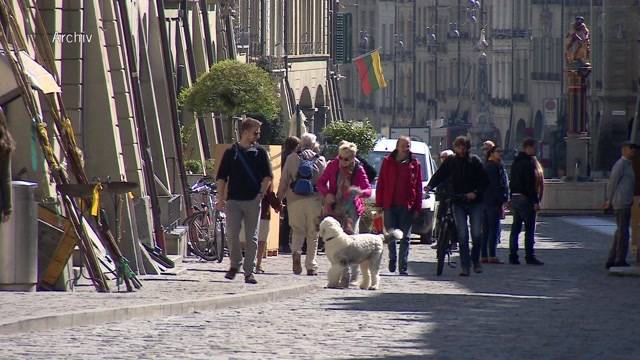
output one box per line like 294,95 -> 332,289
317,141 -> 372,234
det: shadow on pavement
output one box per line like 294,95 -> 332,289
327,216 -> 640,359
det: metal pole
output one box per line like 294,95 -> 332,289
393,0 -> 397,125
224,2 -> 238,60
507,0 -> 515,151
284,0 -> 289,80
260,0 -> 266,57
156,0 -> 193,217
412,0 -> 417,124
198,0 -> 225,143
560,0 -> 565,124
181,0 -> 211,159
199,0 -> 215,65
435,0 -> 439,121
457,0 -> 461,106
116,0 -> 166,254
352,2 -> 357,109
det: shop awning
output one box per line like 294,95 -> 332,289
0,48 -> 60,105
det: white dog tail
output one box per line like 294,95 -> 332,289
383,229 -> 403,243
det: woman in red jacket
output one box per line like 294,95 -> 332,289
375,136 -> 423,275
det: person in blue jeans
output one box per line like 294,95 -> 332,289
375,136 -> 423,275
508,138 -> 544,265
427,136 -> 489,276
481,144 -> 509,264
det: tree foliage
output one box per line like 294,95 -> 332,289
322,120 -> 378,157
179,60 -> 279,120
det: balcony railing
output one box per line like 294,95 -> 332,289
531,72 -> 562,81
491,28 -> 532,39
512,94 -> 526,103
256,56 -> 286,71
490,97 -> 512,107
532,0 -> 599,4
286,42 -> 326,55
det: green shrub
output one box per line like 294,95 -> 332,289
184,159 -> 203,174
322,120 -> 378,157
179,60 -> 279,121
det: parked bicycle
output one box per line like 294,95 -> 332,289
183,176 -> 227,262
435,194 -> 466,276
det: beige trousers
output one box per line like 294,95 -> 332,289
287,196 -> 323,271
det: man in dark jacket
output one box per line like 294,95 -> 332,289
508,138 -> 544,265
427,136 -> 489,276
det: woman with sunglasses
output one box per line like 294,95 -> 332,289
317,141 -> 372,235
481,144 -> 509,264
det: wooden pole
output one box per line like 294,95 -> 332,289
0,3 -> 109,292
115,0 -> 167,255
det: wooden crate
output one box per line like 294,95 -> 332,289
38,207 -> 78,289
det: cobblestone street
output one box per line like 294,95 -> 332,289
1,216 -> 639,359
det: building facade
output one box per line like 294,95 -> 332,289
236,0 -> 335,136
340,0 -> 640,176
340,0 -> 416,132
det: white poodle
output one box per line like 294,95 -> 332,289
319,216 -> 402,290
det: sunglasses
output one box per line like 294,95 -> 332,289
339,156 -> 353,161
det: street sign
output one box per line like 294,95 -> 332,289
612,110 -> 626,116
544,98 -> 558,126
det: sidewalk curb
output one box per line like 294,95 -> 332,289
0,284 -> 319,335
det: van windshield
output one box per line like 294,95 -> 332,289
365,151 -> 429,184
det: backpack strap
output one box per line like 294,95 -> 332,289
234,144 -> 260,187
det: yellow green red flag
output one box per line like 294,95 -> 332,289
354,49 -> 387,96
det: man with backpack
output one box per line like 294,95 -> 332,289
278,133 -> 327,275
216,118 -> 273,284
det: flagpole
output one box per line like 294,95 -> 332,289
352,47 -> 383,61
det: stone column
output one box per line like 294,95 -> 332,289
565,66 -> 591,180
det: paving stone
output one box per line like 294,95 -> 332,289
1,216 -> 639,359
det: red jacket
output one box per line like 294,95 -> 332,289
375,151 -> 423,213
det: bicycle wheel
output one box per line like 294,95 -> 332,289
436,221 -> 450,276
184,211 -> 220,261
215,212 -> 226,263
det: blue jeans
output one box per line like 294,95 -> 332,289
453,202 -> 484,269
509,195 -> 537,260
482,204 -> 502,258
384,206 -> 413,272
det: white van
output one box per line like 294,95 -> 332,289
364,138 -> 436,243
